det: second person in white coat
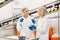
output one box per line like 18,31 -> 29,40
37,7 -> 50,40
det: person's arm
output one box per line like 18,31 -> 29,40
30,18 -> 37,38
16,18 -> 23,36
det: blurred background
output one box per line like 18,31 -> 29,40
0,0 -> 60,40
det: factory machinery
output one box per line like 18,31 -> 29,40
0,0 -> 60,40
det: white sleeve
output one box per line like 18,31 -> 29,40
16,19 -> 22,32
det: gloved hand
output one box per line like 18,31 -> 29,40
29,25 -> 36,31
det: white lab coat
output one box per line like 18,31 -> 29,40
37,16 -> 50,40
17,16 -> 36,39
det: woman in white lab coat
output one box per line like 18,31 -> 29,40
16,8 -> 37,40
37,7 -> 50,40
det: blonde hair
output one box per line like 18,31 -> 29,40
22,8 -> 27,12
38,6 -> 48,16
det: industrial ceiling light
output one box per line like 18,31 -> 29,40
47,8 -> 51,13
59,5 -> 60,10
0,0 -> 12,8
0,0 -> 7,4
51,7 -> 54,12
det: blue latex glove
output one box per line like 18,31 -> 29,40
29,25 -> 36,30
33,25 -> 36,30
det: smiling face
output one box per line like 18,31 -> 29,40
23,8 -> 29,16
22,8 -> 29,18
37,7 -> 48,18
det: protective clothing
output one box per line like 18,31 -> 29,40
37,16 -> 50,40
16,16 -> 37,39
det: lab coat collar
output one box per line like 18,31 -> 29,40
39,16 -> 47,19
23,15 -> 30,19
